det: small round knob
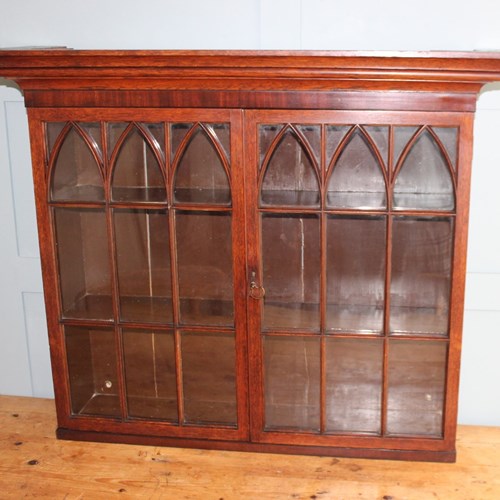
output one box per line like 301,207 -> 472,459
249,281 -> 265,300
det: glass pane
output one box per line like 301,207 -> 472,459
174,126 -> 231,205
264,336 -> 320,431
259,124 -> 283,168
111,127 -> 166,203
65,326 -> 120,417
262,214 -> 320,331
326,216 -> 386,333
387,340 -> 447,437
296,124 -> 321,164
326,125 -> 350,166
176,212 -> 233,326
327,130 -> 386,209
141,123 -> 164,155
114,209 -> 172,324
209,123 -> 231,161
123,329 -> 177,420
432,127 -> 458,171
51,127 -> 104,202
260,128 -> 320,207
390,217 -> 453,336
170,123 -> 193,162
364,126 -> 389,168
54,208 -> 112,320
393,129 -> 455,211
182,332 -> 237,425
325,338 -> 383,434
78,122 -> 102,152
108,122 -> 128,157
46,122 -> 66,157
393,126 -> 419,170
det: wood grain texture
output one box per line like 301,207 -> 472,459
0,396 -> 499,499
1,50 -> 500,105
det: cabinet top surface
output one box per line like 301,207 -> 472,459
2,48 -> 500,67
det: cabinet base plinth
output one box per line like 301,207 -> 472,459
56,427 -> 456,463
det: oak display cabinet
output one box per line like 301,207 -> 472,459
2,50 -> 500,462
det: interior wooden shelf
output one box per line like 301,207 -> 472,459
62,294 -> 234,327
77,393 -> 237,427
326,191 -> 387,210
174,187 -> 231,205
263,302 -> 446,336
62,294 -> 114,321
51,185 -> 105,203
112,187 -> 167,203
260,190 -> 320,208
259,190 -> 455,212
389,306 -> 449,336
392,193 -> 454,211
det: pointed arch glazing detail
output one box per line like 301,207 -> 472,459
49,123 -> 104,202
393,127 -> 455,211
259,125 -> 320,208
110,123 -> 166,203
326,126 -> 387,210
173,123 -> 231,206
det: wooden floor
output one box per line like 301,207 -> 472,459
0,396 -> 499,499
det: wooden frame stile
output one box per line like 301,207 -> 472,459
26,110 -> 72,429
3,50 -> 500,462
444,112 -> 475,450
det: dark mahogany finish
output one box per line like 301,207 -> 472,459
2,49 -> 500,462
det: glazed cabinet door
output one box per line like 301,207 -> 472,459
245,110 -> 471,454
31,109 -> 249,441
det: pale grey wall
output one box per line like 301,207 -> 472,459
0,0 -> 499,426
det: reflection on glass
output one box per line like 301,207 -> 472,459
141,123 -> 165,153
264,336 -> 320,431
176,211 -> 233,326
364,126 -> 389,167
393,129 -> 455,210
326,125 -> 350,165
65,326 -> 120,417
327,130 -> 386,209
296,124 -> 321,164
78,122 -> 102,152
260,129 -> 320,207
326,216 -> 386,333
259,124 -> 283,168
123,329 -> 177,420
209,123 -> 231,161
174,126 -> 231,205
51,127 -> 104,202
46,122 -> 67,157
170,123 -> 193,162
54,208 -> 112,320
325,338 -> 383,433
107,122 -> 129,157
387,340 -> 447,437
390,217 -> 453,336
111,127 -> 166,203
182,332 -> 237,425
114,209 -> 172,324
393,126 -> 419,169
262,214 -> 320,331
433,127 -> 458,171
